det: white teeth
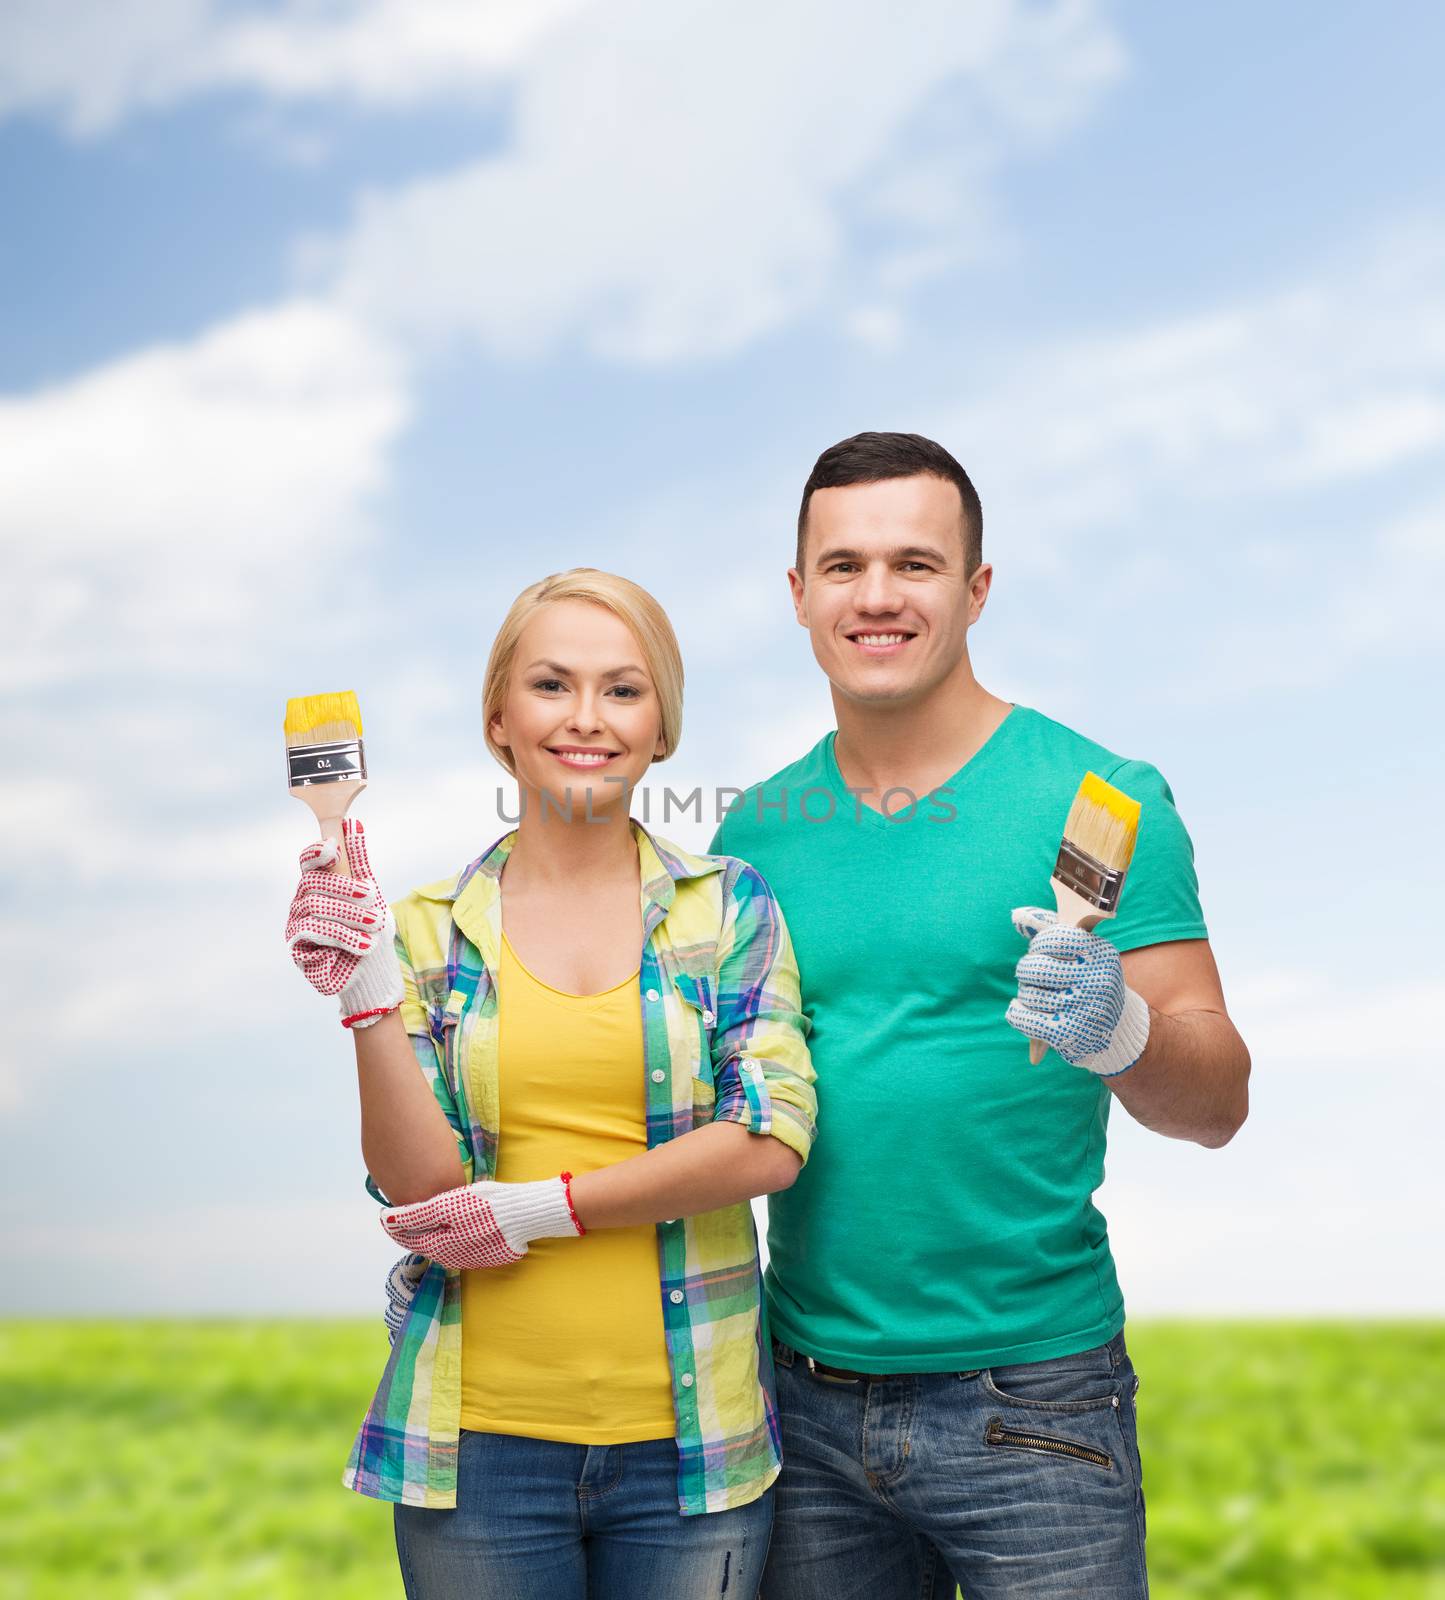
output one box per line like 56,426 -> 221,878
554,751 -> 612,763
854,633 -> 908,646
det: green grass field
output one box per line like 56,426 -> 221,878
2,1322 -> 1441,1598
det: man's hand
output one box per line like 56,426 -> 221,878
380,1176 -> 583,1269
1005,907 -> 1151,1077
383,1253 -> 428,1345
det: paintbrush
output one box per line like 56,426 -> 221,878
1028,771 -> 1142,1065
284,690 -> 366,876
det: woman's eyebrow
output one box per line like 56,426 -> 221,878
523,659 -> 647,679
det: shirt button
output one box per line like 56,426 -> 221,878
680,1373 -> 694,1388
650,1068 -> 666,1083
669,1290 -> 684,1304
646,988 -> 661,1003
702,1010 -> 715,1025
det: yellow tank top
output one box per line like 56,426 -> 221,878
457,929 -> 677,1443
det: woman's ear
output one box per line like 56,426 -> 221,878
488,711 -> 509,750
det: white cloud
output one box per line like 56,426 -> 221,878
327,0 -> 1124,364
0,1199 -> 402,1314
844,305 -> 908,352
1152,489 -> 1445,701
0,0 -> 591,135
1100,1042 -> 1444,1316
939,224 -> 1445,567
1226,968 -> 1441,1071
3,2 -> 1125,368
0,298 -> 408,692
0,299 -> 411,1115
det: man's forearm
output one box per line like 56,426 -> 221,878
1106,1006 -> 1250,1148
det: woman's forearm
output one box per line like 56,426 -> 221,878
567,1121 -> 802,1230
355,1012 -> 466,1204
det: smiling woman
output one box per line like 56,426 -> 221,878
481,570 -> 686,798
280,566 -> 816,1600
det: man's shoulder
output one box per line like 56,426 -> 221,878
1009,705 -> 1164,789
740,732 -> 834,795
713,733 -> 834,844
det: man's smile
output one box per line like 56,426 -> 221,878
845,629 -> 917,657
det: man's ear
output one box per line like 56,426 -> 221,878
787,567 -> 808,626
966,562 -> 994,626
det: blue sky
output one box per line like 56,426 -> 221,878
1,1 -> 1441,1315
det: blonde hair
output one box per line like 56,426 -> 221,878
482,568 -> 684,777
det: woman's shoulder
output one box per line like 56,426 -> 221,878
641,828 -> 775,898
648,838 -> 785,940
387,860 -> 476,959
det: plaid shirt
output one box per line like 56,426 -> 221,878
343,822 -> 817,1515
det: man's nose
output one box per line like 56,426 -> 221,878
855,563 -> 904,613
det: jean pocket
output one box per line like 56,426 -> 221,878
983,1342 -> 1120,1412
984,1417 -> 1114,1471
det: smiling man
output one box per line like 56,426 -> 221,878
709,431 -> 1250,1599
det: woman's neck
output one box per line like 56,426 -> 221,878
503,799 -> 640,891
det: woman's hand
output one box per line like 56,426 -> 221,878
285,817 -> 404,1027
380,1176 -> 583,1269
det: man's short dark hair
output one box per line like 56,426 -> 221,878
795,431 -> 983,576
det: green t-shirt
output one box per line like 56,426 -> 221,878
709,704 -> 1208,1371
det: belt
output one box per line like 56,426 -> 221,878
794,1353 -> 982,1385
805,1357 -> 896,1384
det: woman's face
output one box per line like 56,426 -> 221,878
490,599 -> 666,822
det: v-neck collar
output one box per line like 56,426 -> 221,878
821,703 -> 1024,830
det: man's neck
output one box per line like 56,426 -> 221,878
831,660 -> 1013,802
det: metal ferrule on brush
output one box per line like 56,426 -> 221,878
286,738 -> 367,787
1052,839 -> 1125,913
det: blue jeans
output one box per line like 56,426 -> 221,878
394,1429 -> 775,1599
762,1331 -> 1146,1599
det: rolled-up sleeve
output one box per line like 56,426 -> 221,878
710,859 -> 817,1164
364,918 -> 473,1205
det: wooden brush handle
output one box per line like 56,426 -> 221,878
293,779 -> 366,877
1027,881 -> 1109,1065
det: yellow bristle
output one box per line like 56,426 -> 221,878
284,690 -> 363,747
1062,771 -> 1141,874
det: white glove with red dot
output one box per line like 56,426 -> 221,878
380,1175 -> 584,1269
285,817 -> 404,1028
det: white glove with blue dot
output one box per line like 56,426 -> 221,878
1005,907 -> 1151,1077
383,1252 -> 428,1346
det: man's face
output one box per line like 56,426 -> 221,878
489,599 -> 666,819
788,474 -> 991,707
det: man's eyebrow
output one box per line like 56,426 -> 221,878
522,659 -> 647,680
813,544 -> 951,567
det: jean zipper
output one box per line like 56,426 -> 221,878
985,1417 -> 1112,1470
